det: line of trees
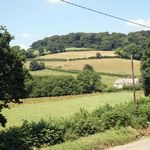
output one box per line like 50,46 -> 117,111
25,64 -> 102,98
29,31 -> 150,59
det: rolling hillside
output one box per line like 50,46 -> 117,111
26,50 -> 141,88
43,58 -> 140,75
37,51 -> 116,59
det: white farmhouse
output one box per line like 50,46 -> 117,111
114,78 -> 139,89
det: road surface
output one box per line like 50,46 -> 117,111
107,138 -> 150,150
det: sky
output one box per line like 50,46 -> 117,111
0,0 -> 150,49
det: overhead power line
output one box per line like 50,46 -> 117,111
60,0 -> 150,29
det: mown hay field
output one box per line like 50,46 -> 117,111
44,58 -> 140,75
37,51 -> 116,59
1,91 -> 143,129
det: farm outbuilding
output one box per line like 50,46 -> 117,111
114,78 -> 139,89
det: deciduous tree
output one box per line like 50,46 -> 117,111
141,49 -> 150,96
77,65 -> 101,93
0,26 -> 28,127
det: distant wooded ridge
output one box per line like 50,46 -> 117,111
25,30 -> 150,59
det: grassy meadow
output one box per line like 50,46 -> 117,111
30,69 -> 77,77
1,91 -> 143,129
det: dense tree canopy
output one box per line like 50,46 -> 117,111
83,64 -> 94,72
77,65 -> 102,93
29,31 -> 150,59
115,43 -> 142,59
25,76 -> 83,97
31,32 -> 126,52
141,49 -> 150,96
11,46 -> 26,59
29,60 -> 45,71
0,27 -> 28,127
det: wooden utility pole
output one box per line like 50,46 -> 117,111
131,55 -> 136,103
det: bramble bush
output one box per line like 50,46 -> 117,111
64,109 -> 102,137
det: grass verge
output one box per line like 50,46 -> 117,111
40,127 -> 140,150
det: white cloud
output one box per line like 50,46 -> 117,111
46,0 -> 63,4
21,33 -> 31,39
126,19 -> 150,30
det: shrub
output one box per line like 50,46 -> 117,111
83,64 -> 94,71
102,87 -> 119,93
96,52 -> 102,59
65,109 -> 101,137
72,117 -> 100,136
25,120 -> 65,147
64,129 -> 79,141
130,116 -> 148,129
77,70 -> 102,93
38,61 -> 45,70
51,86 -> 64,96
92,104 -> 113,118
0,120 -> 65,150
101,108 -> 131,129
123,84 -> 142,91
29,60 -> 45,71
0,126 -> 31,150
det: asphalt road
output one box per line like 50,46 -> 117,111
107,138 -> 150,150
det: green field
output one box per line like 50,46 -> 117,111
1,91 -> 143,129
102,75 -> 119,87
30,69 -> 77,77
